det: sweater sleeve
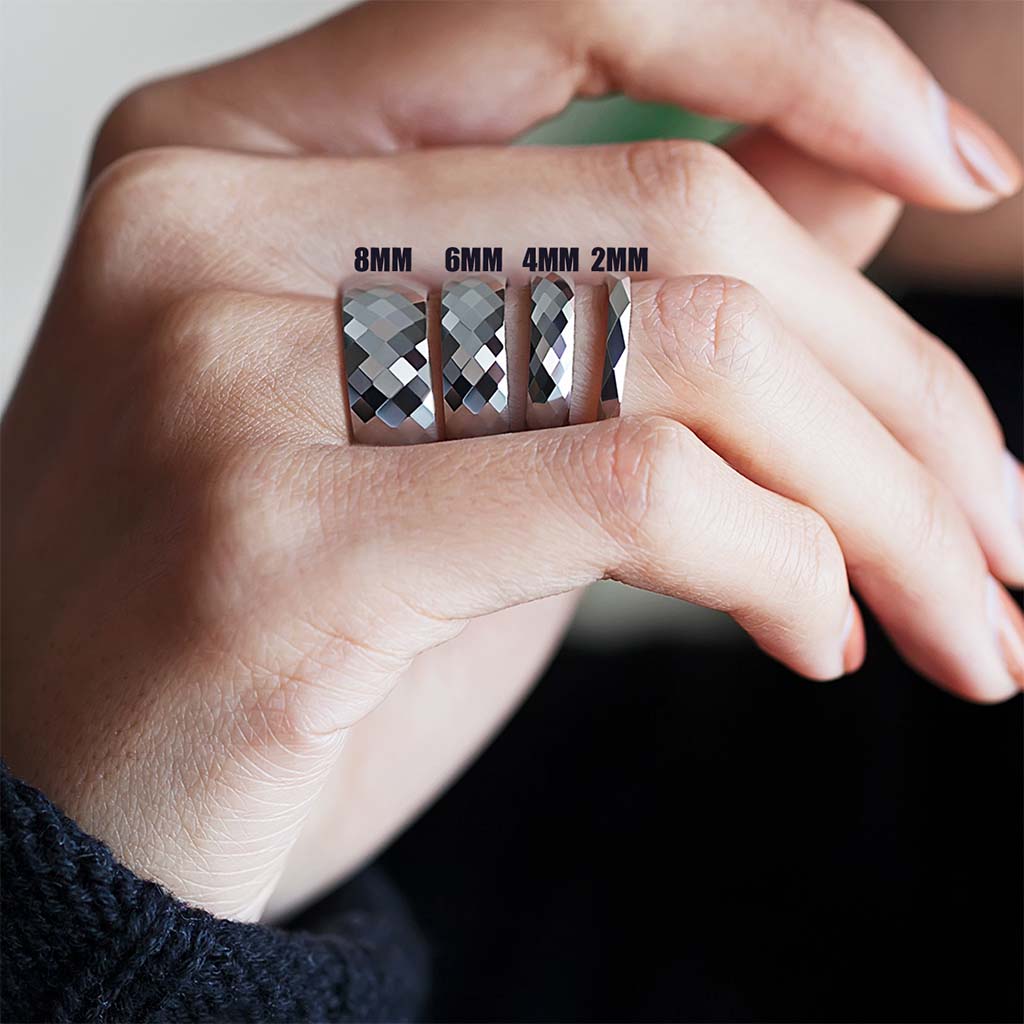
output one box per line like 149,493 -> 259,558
0,764 -> 428,1023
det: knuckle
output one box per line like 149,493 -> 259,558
75,147 -> 206,280
592,415 -> 700,554
898,474 -> 965,566
618,138 -> 741,229
779,1 -> 897,131
799,508 -> 847,599
82,146 -> 196,227
643,275 -> 777,387
811,0 -> 893,48
781,505 -> 847,604
904,332 -> 1003,449
143,291 -> 263,439
907,333 -> 962,427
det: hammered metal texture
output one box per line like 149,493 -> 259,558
342,282 -> 437,445
527,274 -> 574,429
599,275 -> 631,420
440,276 -> 509,438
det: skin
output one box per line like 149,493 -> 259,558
872,0 -> 1023,286
2,0 -> 1022,924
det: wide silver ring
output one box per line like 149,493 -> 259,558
440,275 -> 509,438
341,281 -> 437,445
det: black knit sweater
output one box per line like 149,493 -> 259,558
0,764 -> 428,1023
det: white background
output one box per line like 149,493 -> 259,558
1,0 -> 341,404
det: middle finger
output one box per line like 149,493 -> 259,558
624,273 -> 1018,702
94,142 -> 1021,586
81,144 -> 1024,697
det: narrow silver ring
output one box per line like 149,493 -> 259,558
341,281 -> 437,445
527,273 -> 575,430
599,274 -> 631,420
440,275 -> 509,438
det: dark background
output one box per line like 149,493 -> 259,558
379,291 -> 1023,1023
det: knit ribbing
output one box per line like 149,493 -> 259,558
1,764 -> 427,1023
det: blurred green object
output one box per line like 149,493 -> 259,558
520,95 -> 733,145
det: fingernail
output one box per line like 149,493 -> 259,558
987,576 -> 1024,692
1004,449 -> 1024,538
841,599 -> 866,675
940,88 -> 1023,197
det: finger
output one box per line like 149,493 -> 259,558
625,274 -> 1022,703
724,129 -> 902,268
202,283 -> 1016,703
335,416 -> 857,683
142,292 -> 853,681
91,0 -> 1021,208
76,143 -> 1024,587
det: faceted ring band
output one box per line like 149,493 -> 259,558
526,273 -> 575,431
342,281 -> 437,445
440,276 -> 509,438
599,274 -> 631,420
341,275 -> 629,444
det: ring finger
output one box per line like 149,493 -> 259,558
80,142 -> 1024,588
74,146 -> 1024,702
171,273 -> 1023,704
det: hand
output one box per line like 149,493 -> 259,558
3,0 -> 1021,923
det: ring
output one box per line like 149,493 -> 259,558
440,276 -> 509,438
527,273 -> 575,430
342,273 -> 622,442
599,274 -> 631,420
341,281 -> 437,445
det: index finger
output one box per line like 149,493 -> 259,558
93,0 -> 1020,209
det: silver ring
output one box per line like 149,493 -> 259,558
527,273 -> 575,430
599,274 -> 631,420
341,281 -> 437,445
440,276 -> 509,438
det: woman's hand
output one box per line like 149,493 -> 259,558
3,0 -> 1021,923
